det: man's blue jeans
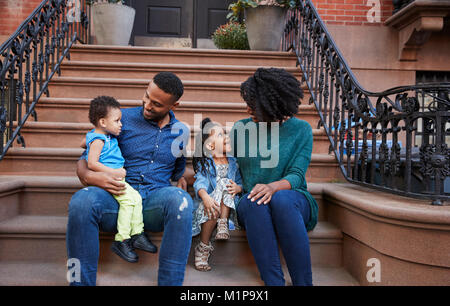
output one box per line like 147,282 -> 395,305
66,186 -> 193,286
237,190 -> 313,286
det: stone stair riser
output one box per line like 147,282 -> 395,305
69,47 -> 298,67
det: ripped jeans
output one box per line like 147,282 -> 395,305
66,186 -> 193,286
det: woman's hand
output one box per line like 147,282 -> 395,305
248,183 -> 276,205
226,179 -> 242,197
202,194 -> 220,220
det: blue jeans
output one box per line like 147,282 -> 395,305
237,190 -> 313,286
66,186 -> 193,286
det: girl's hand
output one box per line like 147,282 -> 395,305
202,195 -> 220,220
226,179 -> 242,197
248,183 -> 275,205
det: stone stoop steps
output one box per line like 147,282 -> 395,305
0,45 -> 357,286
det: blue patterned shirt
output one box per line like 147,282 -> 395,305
81,107 -> 189,199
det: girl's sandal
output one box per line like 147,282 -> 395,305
194,241 -> 214,271
215,218 -> 230,240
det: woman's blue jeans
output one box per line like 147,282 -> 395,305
66,186 -> 193,286
237,190 -> 313,286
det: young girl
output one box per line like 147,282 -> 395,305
192,117 -> 243,271
84,96 -> 157,263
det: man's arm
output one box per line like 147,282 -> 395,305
76,159 -> 126,195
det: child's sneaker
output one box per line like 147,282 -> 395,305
111,239 -> 138,263
215,218 -> 230,240
131,232 -> 157,253
194,241 -> 214,271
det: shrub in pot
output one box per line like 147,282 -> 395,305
212,21 -> 250,50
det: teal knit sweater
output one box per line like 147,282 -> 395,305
231,117 -> 318,231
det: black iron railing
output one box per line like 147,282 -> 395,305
0,0 -> 89,160
283,2 -> 450,204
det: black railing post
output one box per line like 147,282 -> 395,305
282,1 -> 450,203
0,0 -> 90,160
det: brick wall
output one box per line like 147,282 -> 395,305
0,0 -> 42,37
311,0 -> 394,26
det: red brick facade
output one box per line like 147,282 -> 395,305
0,0 -> 42,37
311,0 -> 394,26
0,0 -> 395,40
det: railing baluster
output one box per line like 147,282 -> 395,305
0,0 -> 90,160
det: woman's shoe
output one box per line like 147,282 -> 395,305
194,241 -> 214,271
215,218 -> 230,240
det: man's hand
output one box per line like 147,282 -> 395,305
77,159 -> 126,196
176,176 -> 187,191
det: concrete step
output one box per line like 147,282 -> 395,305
0,175 -> 328,222
0,261 -> 358,286
0,148 -> 344,182
15,121 -> 330,155
60,61 -> 301,82
0,214 -> 343,269
34,98 -> 320,127
47,77 -> 247,102
69,45 -> 298,67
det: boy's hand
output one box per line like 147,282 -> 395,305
226,179 -> 242,197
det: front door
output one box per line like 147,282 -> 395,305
126,0 -> 234,47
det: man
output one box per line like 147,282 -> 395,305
66,72 -> 193,286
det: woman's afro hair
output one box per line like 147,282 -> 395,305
240,67 -> 303,122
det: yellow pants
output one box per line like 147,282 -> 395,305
113,180 -> 144,242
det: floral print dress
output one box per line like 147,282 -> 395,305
192,163 -> 240,236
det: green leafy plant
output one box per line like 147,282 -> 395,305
212,21 -> 250,50
227,0 -> 300,21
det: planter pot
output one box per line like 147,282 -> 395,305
92,3 -> 135,46
244,6 -> 287,51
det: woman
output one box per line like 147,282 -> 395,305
231,68 -> 318,286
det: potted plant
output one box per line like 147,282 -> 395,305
227,0 -> 299,51
88,0 -> 135,46
212,21 -> 250,50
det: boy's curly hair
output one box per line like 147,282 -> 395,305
88,96 -> 121,126
240,68 -> 303,122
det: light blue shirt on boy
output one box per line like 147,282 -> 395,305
85,130 -> 125,169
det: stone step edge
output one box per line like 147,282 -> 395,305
17,121 -> 327,137
0,215 -> 342,242
71,44 -> 298,58
4,147 -> 337,163
61,61 -> 301,72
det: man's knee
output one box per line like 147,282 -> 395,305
163,188 -> 193,219
68,186 -> 112,218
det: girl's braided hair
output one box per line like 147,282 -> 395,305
240,67 -> 303,123
192,117 -> 220,175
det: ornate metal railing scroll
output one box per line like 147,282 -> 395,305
0,0 -> 89,160
282,2 -> 450,205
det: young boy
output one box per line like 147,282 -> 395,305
84,96 -> 157,262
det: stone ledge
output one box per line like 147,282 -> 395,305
385,0 -> 450,61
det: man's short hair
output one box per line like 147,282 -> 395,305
153,72 -> 184,102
